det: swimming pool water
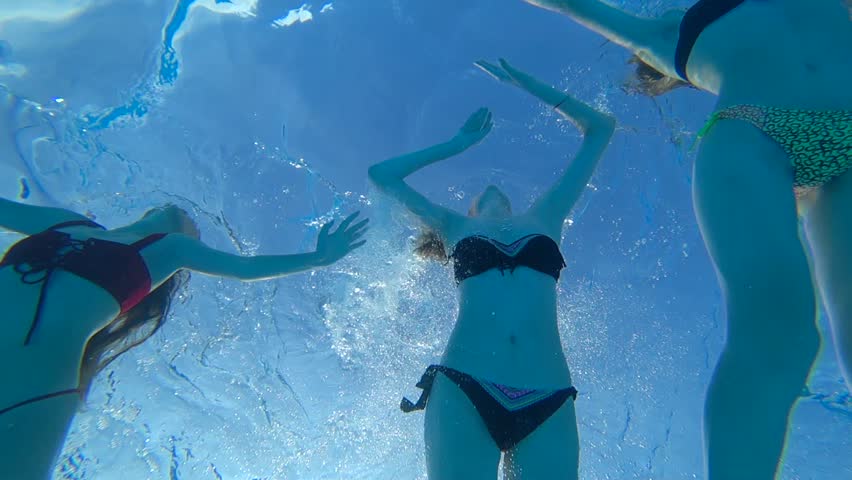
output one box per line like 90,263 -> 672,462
1,1 -> 850,478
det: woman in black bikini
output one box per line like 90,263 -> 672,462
0,199 -> 367,479
520,0 -> 852,478
369,59 -> 614,480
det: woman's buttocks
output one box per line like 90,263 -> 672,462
441,268 -> 572,388
1,270 -> 41,351
1,270 -> 118,402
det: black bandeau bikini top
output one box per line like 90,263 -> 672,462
449,234 -> 566,284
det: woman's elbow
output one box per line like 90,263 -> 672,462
588,115 -> 616,142
367,164 -> 386,186
599,115 -> 617,135
368,164 -> 400,190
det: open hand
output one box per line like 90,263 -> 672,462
314,211 -> 369,265
474,59 -> 517,85
451,107 -> 493,150
475,58 -> 566,106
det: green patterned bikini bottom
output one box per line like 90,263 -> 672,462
698,105 -> 852,198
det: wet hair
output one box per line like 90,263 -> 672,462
77,270 -> 190,401
413,229 -> 449,262
624,55 -> 691,97
413,187 -> 514,262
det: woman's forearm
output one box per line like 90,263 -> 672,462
553,93 -> 615,135
226,251 -> 328,281
368,140 -> 463,185
524,0 -> 655,51
488,59 -> 613,135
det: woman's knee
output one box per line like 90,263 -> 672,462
724,301 -> 820,377
719,229 -> 812,289
722,259 -> 820,369
724,221 -> 812,292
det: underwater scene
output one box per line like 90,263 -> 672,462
1,0 -> 851,479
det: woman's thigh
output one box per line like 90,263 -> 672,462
503,399 -> 579,480
805,168 -> 852,385
424,374 -> 501,480
693,118 -> 816,348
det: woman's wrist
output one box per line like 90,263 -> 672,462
308,250 -> 332,267
445,136 -> 471,152
516,80 -> 567,107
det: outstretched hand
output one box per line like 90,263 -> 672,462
314,211 -> 369,265
475,58 -> 566,106
474,59 -> 516,85
451,107 -> 493,150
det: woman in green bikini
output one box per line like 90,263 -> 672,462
520,0 -> 851,478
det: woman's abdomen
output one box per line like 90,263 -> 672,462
440,269 -> 573,388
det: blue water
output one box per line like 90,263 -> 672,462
1,1 -> 851,478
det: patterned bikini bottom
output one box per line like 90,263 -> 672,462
401,364 -> 577,451
698,105 -> 852,198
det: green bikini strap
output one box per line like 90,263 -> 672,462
690,112 -> 722,152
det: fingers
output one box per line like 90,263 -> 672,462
337,210 -> 361,232
498,58 -> 529,83
467,107 -> 491,130
319,220 -> 334,236
474,108 -> 489,128
483,112 -> 494,135
324,212 -> 369,239
498,58 -> 541,90
472,107 -> 488,121
462,107 -> 487,133
347,221 -> 369,244
350,227 -> 368,243
474,109 -> 493,134
333,213 -> 370,245
347,218 -> 370,235
474,60 -> 508,82
474,60 -> 497,71
495,58 -> 563,104
315,212 -> 369,262
498,58 -> 515,74
348,240 -> 367,251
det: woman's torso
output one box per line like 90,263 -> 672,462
440,215 -> 573,388
683,0 -> 852,109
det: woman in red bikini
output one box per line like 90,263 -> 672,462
1,173 -> 367,478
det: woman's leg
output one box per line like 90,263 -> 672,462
804,170 -> 852,391
502,400 -> 579,480
693,120 -> 820,480
424,374 -> 501,480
